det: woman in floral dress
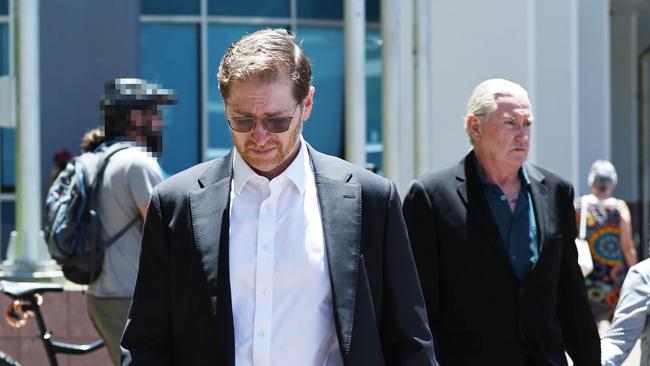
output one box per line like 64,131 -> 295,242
575,160 -> 637,334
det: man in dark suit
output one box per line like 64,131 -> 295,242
402,78 -> 599,366
121,28 -> 435,366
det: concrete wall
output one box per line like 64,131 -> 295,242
611,12 -> 638,202
39,0 -> 139,192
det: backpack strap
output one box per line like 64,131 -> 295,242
103,214 -> 141,248
90,141 -> 140,249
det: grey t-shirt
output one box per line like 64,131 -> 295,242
89,146 -> 163,297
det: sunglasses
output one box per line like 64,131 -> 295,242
226,103 -> 301,133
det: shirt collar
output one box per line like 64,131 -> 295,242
472,153 -> 531,188
232,135 -> 308,196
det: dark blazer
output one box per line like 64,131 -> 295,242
121,145 -> 435,366
402,152 -> 600,366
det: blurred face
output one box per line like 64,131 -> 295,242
225,75 -> 314,179
467,93 -> 533,171
129,106 -> 163,155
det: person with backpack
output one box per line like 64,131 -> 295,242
84,78 -> 174,365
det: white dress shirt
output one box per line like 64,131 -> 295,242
229,137 -> 343,366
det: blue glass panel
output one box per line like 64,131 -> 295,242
0,24 -> 8,75
1,128 -> 15,191
0,0 -> 7,16
366,29 -> 382,173
208,0 -> 288,17
141,24 -> 200,174
296,27 -> 344,157
206,25 -> 283,159
298,2 -> 342,20
141,0 -> 199,15
366,0 -> 380,23
1,201 -> 14,260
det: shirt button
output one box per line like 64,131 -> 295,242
512,255 -> 517,260
500,195 -> 506,201
262,288 -> 268,295
262,245 -> 268,252
258,331 -> 265,338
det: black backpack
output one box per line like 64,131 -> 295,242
44,142 -> 140,284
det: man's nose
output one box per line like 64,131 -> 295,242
251,120 -> 270,145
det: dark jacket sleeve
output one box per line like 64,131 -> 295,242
381,181 -> 437,365
402,180 -> 440,357
121,188 -> 172,366
556,184 -> 601,366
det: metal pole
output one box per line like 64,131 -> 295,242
2,0 -> 60,280
344,0 -> 366,167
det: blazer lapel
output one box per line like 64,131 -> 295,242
525,164 -> 548,252
458,153 -> 518,279
189,152 -> 233,289
308,145 -> 361,358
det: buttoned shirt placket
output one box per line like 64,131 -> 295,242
251,177 -> 281,365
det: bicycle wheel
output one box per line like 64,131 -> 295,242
0,350 -> 20,366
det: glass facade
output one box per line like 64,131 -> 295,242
209,0 -> 289,17
0,24 -> 6,74
0,2 -> 12,256
1,128 -> 14,191
141,24 -> 200,175
298,27 -> 344,157
141,0 -> 199,16
142,0 -> 382,172
0,202 -> 12,259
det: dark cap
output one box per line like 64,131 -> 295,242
101,78 -> 176,108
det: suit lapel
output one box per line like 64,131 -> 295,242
526,165 -> 548,252
458,153 -> 519,280
189,152 -> 233,289
308,145 -> 360,357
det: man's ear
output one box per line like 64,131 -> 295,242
300,86 -> 315,121
467,115 -> 481,142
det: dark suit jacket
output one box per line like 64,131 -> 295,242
402,152 -> 600,366
121,145 -> 435,365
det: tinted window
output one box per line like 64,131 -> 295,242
1,24 -> 7,75
296,27 -> 344,157
298,2 -> 342,20
366,0 -> 380,23
1,128 -> 14,191
141,24 -> 200,174
141,0 -> 199,15
366,29 -> 382,173
209,0 -> 288,17
0,0 -> 7,16
1,201 -> 13,259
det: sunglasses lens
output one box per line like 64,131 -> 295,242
229,117 -> 254,132
264,117 -> 291,133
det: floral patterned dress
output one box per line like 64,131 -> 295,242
575,197 -> 628,322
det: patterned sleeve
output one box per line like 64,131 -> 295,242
601,263 -> 650,365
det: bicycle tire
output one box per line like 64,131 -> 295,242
0,350 -> 20,366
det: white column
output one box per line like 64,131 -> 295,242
532,0 -> 580,187
381,0 -> 414,194
575,0 -> 611,195
414,0 -> 432,177
2,0 -> 61,280
344,0 -> 366,167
